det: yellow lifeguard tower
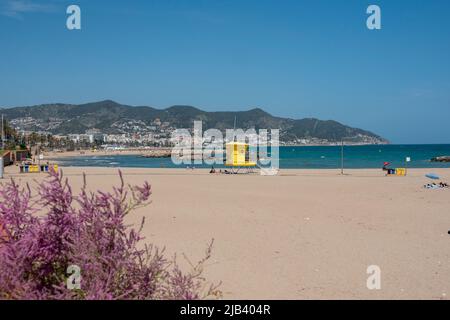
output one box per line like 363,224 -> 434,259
225,142 -> 257,173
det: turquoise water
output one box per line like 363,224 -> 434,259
55,145 -> 450,169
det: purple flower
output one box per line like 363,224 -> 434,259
0,169 -> 219,300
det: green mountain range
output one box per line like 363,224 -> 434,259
1,100 -> 388,144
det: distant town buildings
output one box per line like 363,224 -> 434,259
7,114 -> 386,150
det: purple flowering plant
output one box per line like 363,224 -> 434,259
0,169 -> 220,300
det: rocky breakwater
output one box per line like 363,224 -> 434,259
140,149 -> 172,158
431,156 -> 450,163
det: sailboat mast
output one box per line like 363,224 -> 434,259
233,116 -> 237,142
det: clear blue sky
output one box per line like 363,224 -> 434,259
1,0 -> 449,144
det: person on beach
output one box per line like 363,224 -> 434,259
382,162 -> 396,176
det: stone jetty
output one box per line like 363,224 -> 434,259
431,156 -> 450,162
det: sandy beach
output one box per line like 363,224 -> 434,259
2,165 -> 450,300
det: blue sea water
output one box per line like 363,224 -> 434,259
55,145 -> 450,169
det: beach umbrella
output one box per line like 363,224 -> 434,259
425,173 -> 440,180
